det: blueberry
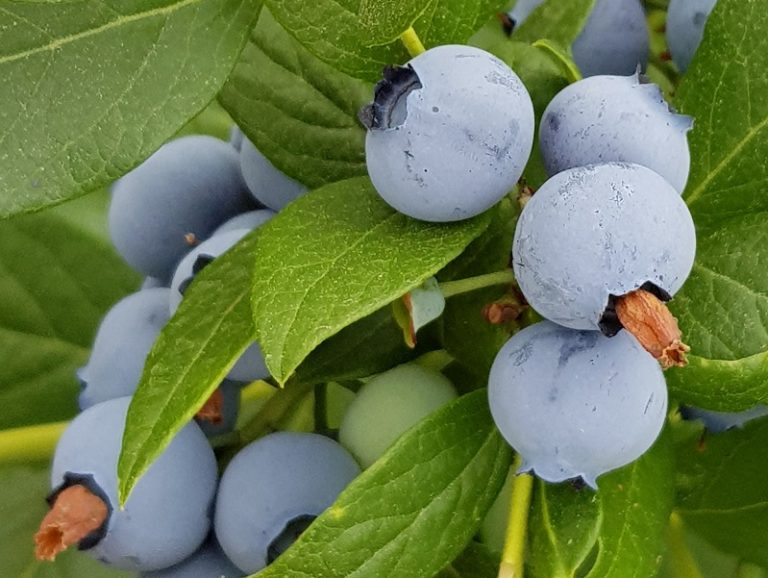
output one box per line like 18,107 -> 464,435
169,229 -> 270,384
212,209 -> 275,236
214,432 -> 360,573
195,380 -> 242,438
507,0 -> 648,77
169,229 -> 251,314
680,405 -> 768,433
229,125 -> 244,152
78,288 -> 171,410
338,363 -> 457,467
571,0 -> 649,77
42,397 -> 218,571
488,321 -> 668,487
512,163 -> 696,331
666,0 -> 718,72
361,44 -> 534,222
540,73 -> 693,194
240,137 -> 307,211
109,135 -> 254,281
141,536 -> 243,578
507,0 -> 544,30
141,276 -> 167,290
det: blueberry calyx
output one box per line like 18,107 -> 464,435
46,473 -> 112,550
358,65 -> 422,130
266,514 -> 316,563
599,281 -> 672,337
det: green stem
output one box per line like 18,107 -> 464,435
400,26 -> 426,58
440,270 -> 515,299
668,511 -> 704,578
238,380 -> 315,445
498,456 -> 534,578
314,383 -> 329,433
0,421 -> 67,464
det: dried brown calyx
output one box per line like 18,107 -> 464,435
196,387 -> 224,424
615,288 -> 690,369
35,484 -> 109,561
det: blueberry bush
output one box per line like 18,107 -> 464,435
1,0 -> 767,577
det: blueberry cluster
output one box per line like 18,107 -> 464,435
33,133 -> 370,575
357,19 -> 700,486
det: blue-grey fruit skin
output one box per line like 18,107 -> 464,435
213,209 -> 275,236
78,289 -> 171,410
680,405 -> 768,433
141,276 -> 167,290
215,432 -> 360,573
169,229 -> 270,383
109,135 -> 254,281
169,229 -> 251,314
142,537 -> 244,578
229,125 -> 244,152
488,321 -> 668,487
540,73 -> 693,194
51,397 -> 218,572
513,163 -> 696,331
507,0 -> 648,77
364,44 -> 534,222
572,0 -> 649,77
667,0 -> 718,73
196,380 -> 242,438
508,0 -> 544,27
240,137 -> 307,211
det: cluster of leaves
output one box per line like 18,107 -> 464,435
0,0 -> 767,576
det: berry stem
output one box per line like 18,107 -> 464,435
399,26 -> 426,58
439,269 -> 516,299
0,421 -> 67,464
237,380 -> 314,446
314,383 -> 329,433
667,511 -> 704,578
498,456 -> 534,578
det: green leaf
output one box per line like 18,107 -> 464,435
527,428 -> 675,578
293,306 -> 420,386
251,177 -> 490,384
250,390 -> 512,578
264,0 -> 505,81
437,542 -> 500,578
439,199 -> 519,381
667,0 -> 768,409
0,463 -> 131,577
358,0 -> 433,45
0,212 -> 138,429
514,0 -> 597,46
676,417 -> 768,567
414,0 -> 507,49
528,482 -> 601,578
0,0 -> 261,218
220,8 -> 371,189
584,429 -> 675,578
118,231 -> 258,505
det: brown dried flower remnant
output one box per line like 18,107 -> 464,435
616,288 -> 690,369
35,484 -> 109,561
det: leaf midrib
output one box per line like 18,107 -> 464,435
0,0 -> 203,66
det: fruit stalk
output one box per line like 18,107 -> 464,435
439,269 -> 516,299
399,27 -> 426,57
0,421 -> 67,464
498,457 -> 534,578
667,511 -> 704,578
